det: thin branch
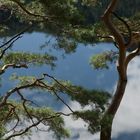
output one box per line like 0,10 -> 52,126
0,25 -> 32,48
4,112 -> 71,140
16,90 -> 34,123
33,75 -> 75,113
97,34 -> 119,48
6,111 -> 20,134
0,36 -> 21,60
112,12 -> 132,46
53,91 -> 74,113
125,48 -> 140,68
43,73 -> 78,94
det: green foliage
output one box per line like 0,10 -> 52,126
69,25 -> 98,43
74,110 -> 101,133
39,0 -> 84,25
27,107 -> 70,139
66,85 -> 110,110
0,101 -> 70,140
0,108 -> 7,138
8,73 -> 111,136
47,80 -> 111,133
81,0 -> 97,6
10,74 -> 36,85
9,75 -> 111,111
100,114 -> 113,130
2,52 -> 57,67
57,37 -> 77,54
90,51 -> 118,69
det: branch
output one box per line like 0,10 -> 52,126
5,111 -> 72,140
102,0 -> 127,80
102,0 -> 125,47
97,34 -> 119,48
43,73 -> 78,94
112,12 -> 132,46
16,90 -> 34,124
0,25 -> 32,48
6,111 -> 20,133
0,36 -> 21,60
4,116 -> 53,140
11,0 -> 49,20
0,73 -> 76,139
125,48 -> 140,68
32,74 -> 75,113
0,63 -> 28,75
53,91 -> 74,113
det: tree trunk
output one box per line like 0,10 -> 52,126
100,78 -> 127,140
100,0 -> 128,139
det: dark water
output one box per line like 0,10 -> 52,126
1,32 -> 140,140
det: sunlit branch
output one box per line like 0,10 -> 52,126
0,63 -> 28,75
125,48 -> 140,68
97,34 -> 119,49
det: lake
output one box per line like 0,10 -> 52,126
1,32 -> 140,140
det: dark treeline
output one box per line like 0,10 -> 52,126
77,0 -> 140,24
0,0 -> 140,37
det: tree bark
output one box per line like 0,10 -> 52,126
100,0 -> 128,140
100,78 -> 127,140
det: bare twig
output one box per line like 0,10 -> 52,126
0,36 -> 21,59
0,25 -> 32,48
53,91 -> 74,113
112,12 -> 132,46
16,90 -> 34,123
43,73 -> 78,94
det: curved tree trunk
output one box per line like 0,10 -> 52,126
100,78 -> 127,140
100,0 -> 128,139
100,0 -> 140,139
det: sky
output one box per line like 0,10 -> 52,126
14,56 -> 140,140
5,32 -> 140,140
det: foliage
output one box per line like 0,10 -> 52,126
0,101 -> 70,139
8,73 -> 111,136
90,51 -> 118,69
2,51 -> 57,67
